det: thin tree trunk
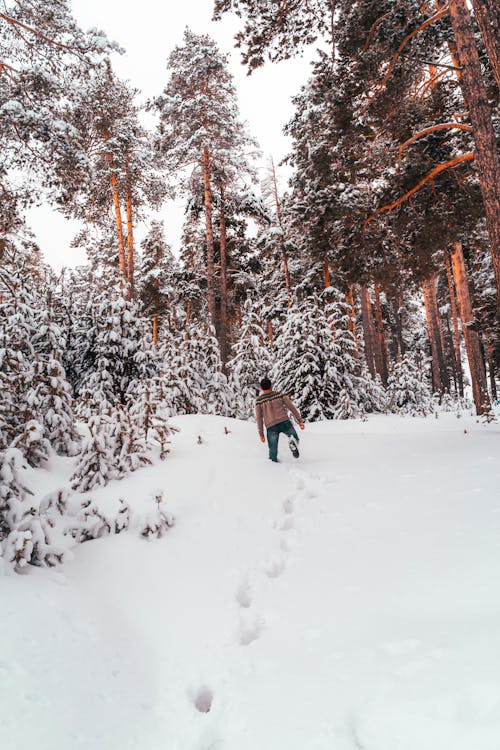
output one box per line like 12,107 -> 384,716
373,282 -> 389,385
470,0 -> 500,91
185,300 -> 191,327
125,163 -> 135,299
219,184 -> 229,366
486,342 -> 497,400
270,157 -> 292,305
444,313 -> 458,394
449,0 -> 500,314
445,252 -> 464,396
202,146 -> 217,327
103,132 -> 126,287
324,257 -> 331,289
360,285 -> 377,378
152,314 -> 158,347
423,276 -> 449,394
450,241 -> 489,414
393,294 -> 405,361
268,319 -> 274,349
431,276 -> 450,392
346,284 -> 359,357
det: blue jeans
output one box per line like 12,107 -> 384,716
266,420 -> 298,462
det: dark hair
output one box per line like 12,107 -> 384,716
260,377 -> 272,390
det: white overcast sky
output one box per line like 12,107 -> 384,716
29,0 -> 314,271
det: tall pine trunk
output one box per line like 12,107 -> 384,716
423,275 -> 449,394
270,157 -> 291,305
449,0 -> 500,314
346,284 -> 359,357
102,131 -> 126,288
219,184 -> 229,366
450,241 -> 489,414
125,159 -> 135,299
445,252 -> 464,396
202,146 -> 217,327
470,0 -> 500,90
360,285 -> 377,378
373,282 -> 389,385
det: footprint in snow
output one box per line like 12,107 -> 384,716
278,515 -> 295,531
239,617 -> 265,646
235,580 -> 252,609
265,555 -> 287,579
192,685 -> 214,714
282,497 -> 295,514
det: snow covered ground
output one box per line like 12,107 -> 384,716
1,412 -> 500,750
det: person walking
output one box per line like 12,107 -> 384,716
255,377 -> 305,462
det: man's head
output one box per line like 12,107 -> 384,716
260,377 -> 272,391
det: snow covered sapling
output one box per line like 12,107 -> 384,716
66,497 -> 130,544
11,420 -> 50,468
71,416 -> 119,492
141,492 -> 174,540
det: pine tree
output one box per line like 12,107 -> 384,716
272,296 -> 335,421
152,28 -> 258,344
227,296 -> 271,419
386,351 -> 433,416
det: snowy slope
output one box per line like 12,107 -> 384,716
1,413 -> 500,750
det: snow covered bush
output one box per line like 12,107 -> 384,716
67,497 -> 130,544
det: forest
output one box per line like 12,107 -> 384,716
1,0 -> 499,570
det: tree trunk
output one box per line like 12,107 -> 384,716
219,184 -> 229,366
450,241 -> 489,414
185,300 -> 191,327
445,252 -> 464,396
202,146 -> 217,327
449,0 -> 500,315
392,294 -> 405,361
470,0 -> 500,91
324,256 -> 331,289
268,319 -> 274,350
423,275 -> 449,394
103,133 -> 126,287
270,157 -> 292,305
486,343 -> 498,400
373,282 -> 389,385
346,284 -> 359,357
125,163 -> 135,299
152,314 -> 158,347
360,285 -> 377,378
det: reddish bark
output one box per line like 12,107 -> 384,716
324,257 -> 331,289
450,241 -> 489,414
202,146 -> 217,327
449,0 -> 500,314
360,285 -> 377,378
152,314 -> 158,347
125,163 -> 135,299
445,252 -> 464,396
423,275 -> 449,394
471,0 -> 500,91
219,185 -> 229,365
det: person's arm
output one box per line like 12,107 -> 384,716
256,402 -> 265,440
283,396 -> 304,427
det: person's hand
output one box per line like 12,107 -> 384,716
260,435 -> 266,443
299,422 -> 305,430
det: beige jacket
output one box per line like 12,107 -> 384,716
255,390 -> 302,436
